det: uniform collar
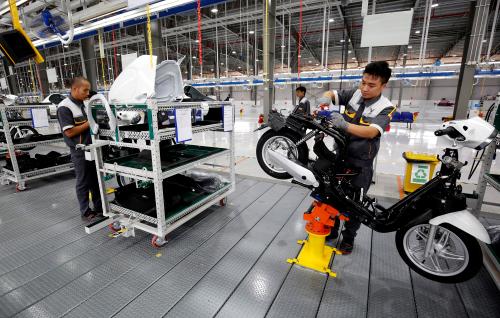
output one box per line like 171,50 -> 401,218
69,95 -> 84,107
359,94 -> 382,108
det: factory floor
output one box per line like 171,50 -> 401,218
0,174 -> 499,318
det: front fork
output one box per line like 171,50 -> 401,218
424,224 -> 438,257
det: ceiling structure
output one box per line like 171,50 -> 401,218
1,0 -> 499,92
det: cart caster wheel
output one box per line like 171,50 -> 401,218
219,197 -> 227,206
16,184 -> 26,192
108,222 -> 121,233
151,235 -> 167,248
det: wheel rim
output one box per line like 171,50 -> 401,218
403,224 -> 470,277
13,128 -> 35,139
261,135 -> 299,174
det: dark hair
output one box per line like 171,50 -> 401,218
69,76 -> 89,88
296,86 -> 306,94
363,61 -> 392,84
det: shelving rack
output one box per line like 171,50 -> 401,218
473,92 -> 500,288
0,103 -> 73,190
85,99 -> 236,247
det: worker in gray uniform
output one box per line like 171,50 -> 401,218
293,86 -> 311,115
322,61 -> 395,254
57,77 -> 102,220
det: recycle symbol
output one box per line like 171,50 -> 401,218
415,169 -> 427,179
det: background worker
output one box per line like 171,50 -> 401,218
57,77 -> 102,220
293,86 -> 311,115
322,61 -> 396,254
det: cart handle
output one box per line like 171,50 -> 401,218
86,93 -> 117,136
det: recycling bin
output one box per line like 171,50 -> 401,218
402,152 -> 439,193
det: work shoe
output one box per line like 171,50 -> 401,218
81,209 -> 102,221
325,230 -> 339,245
338,238 -> 354,254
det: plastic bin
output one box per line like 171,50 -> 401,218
402,152 -> 439,193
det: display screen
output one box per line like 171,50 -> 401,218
0,29 -> 37,65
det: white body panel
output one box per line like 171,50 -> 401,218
267,150 -> 319,187
430,210 -> 491,244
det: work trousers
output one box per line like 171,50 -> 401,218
331,165 -> 373,241
70,148 -> 102,215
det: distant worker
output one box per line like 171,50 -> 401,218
57,77 -> 102,220
293,86 -> 311,116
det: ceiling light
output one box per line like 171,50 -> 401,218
249,30 -> 255,35
408,45 -> 413,49
352,57 -> 356,60
193,56 -> 197,59
210,68 -> 214,71
238,66 -> 242,69
431,3 -> 439,8
211,8 -> 218,13
297,55 -> 301,58
482,39 -> 487,43
195,39 -> 199,43
415,30 -> 421,34
281,45 -> 285,48
109,67 -> 112,70
117,53 -> 121,56
221,62 -> 224,65
232,51 -> 236,54
315,63 -> 319,66
63,45 -> 69,48
255,59 -> 259,61
340,39 -> 345,43
64,63 -> 67,66
403,53 -> 407,56
348,50 -> 352,53
308,60 -> 312,63
452,54 -> 457,57
328,18 -> 334,23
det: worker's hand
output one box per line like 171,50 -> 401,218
327,112 -> 348,132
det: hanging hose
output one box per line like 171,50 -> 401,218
298,0 -> 303,77
112,29 -> 119,79
56,0 -> 74,45
197,0 -> 203,70
146,4 -> 153,68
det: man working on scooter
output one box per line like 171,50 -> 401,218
322,61 -> 395,254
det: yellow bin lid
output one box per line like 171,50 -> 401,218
402,151 -> 439,162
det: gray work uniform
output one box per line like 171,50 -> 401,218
293,96 -> 311,115
330,88 -> 395,240
57,96 -> 102,215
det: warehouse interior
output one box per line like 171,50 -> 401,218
0,0 -> 499,317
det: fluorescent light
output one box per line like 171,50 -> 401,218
351,57 -> 356,60
249,30 -> 255,35
232,51 -> 237,54
195,39 -> 199,43
211,8 -> 218,13
308,60 -> 312,63
415,30 -> 421,34
348,50 -> 352,53
408,45 -> 413,48
281,45 -> 285,48
192,56 -> 197,59
33,0 -> 194,47
340,39 -> 345,43
328,18 -> 334,23
0,0 -> 28,16
482,39 -> 487,43
315,63 -> 319,66
431,3 -> 439,7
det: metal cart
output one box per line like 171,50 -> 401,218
0,103 -> 74,191
84,99 -> 236,248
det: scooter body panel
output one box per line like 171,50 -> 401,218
429,210 -> 491,243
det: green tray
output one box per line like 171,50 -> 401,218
105,144 -> 226,172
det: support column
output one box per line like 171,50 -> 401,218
397,46 -> 408,108
81,37 -> 98,91
2,59 -> 19,95
263,0 -> 276,120
37,62 -> 51,98
454,1 -> 483,119
426,80 -> 432,100
144,18 -> 166,63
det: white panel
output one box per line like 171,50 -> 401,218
121,52 -> 138,70
0,77 -> 7,89
46,68 -> 58,83
360,10 -> 413,47
109,55 -> 157,104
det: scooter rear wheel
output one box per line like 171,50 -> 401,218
395,223 -> 482,283
256,129 -> 308,179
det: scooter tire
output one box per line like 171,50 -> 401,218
256,129 -> 308,179
395,223 -> 482,283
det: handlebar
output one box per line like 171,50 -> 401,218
434,126 -> 456,137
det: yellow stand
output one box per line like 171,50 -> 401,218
287,231 -> 341,277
